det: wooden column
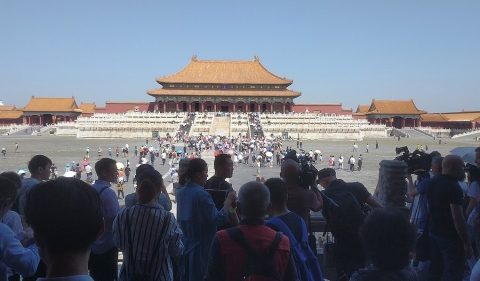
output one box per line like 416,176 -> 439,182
201,103 -> 205,112
214,103 -> 217,112
282,103 -> 286,113
401,118 -> 406,128
270,103 -> 273,113
163,103 -> 167,113
233,103 -> 236,112
257,104 -> 261,112
175,103 -> 179,111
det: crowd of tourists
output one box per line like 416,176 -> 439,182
2,145 -> 480,281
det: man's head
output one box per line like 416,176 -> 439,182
475,147 -> 480,168
280,159 -> 300,185
28,155 -> 52,180
177,158 -> 191,185
264,178 -> 288,211
237,181 -> 270,220
317,168 -> 337,188
442,154 -> 466,181
430,156 -> 444,175
24,178 -> 104,258
94,158 -> 118,182
213,154 -> 234,179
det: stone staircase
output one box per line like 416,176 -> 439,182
209,116 -> 231,136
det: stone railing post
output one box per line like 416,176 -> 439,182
375,160 -> 409,215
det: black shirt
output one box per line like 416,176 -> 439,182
204,176 -> 231,211
427,174 -> 464,238
322,179 -> 371,209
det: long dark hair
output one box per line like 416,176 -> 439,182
186,158 -> 207,183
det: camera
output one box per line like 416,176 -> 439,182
394,146 -> 432,175
284,149 -> 318,190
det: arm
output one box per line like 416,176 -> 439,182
467,197 -> 477,217
406,174 -> 419,197
451,203 -> 473,258
203,235 -> 224,281
0,226 -> 40,277
168,214 -> 184,259
365,196 -> 382,209
310,189 -> 323,212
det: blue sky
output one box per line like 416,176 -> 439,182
1,1 -> 479,113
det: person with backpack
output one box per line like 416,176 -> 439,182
264,178 -> 324,281
317,168 -> 382,281
204,181 -> 298,281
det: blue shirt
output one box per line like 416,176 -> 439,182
415,177 -> 431,231
91,180 -> 120,254
0,223 -> 40,279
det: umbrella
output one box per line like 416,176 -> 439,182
462,152 -> 477,166
116,162 -> 125,170
315,150 -> 321,154
227,150 -> 234,155
63,171 -> 76,178
16,169 -> 27,175
450,147 -> 476,157
176,149 -> 184,153
450,147 -> 477,166
265,151 -> 273,157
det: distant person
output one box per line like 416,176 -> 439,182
24,178 -> 104,280
14,143 -> 18,153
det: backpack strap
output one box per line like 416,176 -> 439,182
268,216 -> 308,243
226,227 -> 283,281
98,186 -> 109,196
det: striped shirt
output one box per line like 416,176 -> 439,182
113,203 -> 183,281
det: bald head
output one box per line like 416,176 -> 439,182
237,181 -> 270,219
281,159 -> 300,184
443,155 -> 465,181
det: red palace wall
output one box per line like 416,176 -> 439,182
292,104 -> 353,115
95,102 -> 155,114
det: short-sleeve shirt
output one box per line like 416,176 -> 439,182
265,211 -> 304,242
427,174 -> 464,238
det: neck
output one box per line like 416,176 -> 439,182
31,175 -> 43,181
270,206 -> 289,217
45,251 -> 90,278
214,174 -> 226,179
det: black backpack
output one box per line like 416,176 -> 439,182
226,227 -> 283,281
322,189 -> 365,238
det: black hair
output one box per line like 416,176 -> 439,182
28,155 -> 52,174
359,207 -> 416,271
186,158 -> 207,181
136,179 -> 158,204
94,158 -> 117,175
0,172 -> 22,190
214,154 -> 231,170
0,177 -> 18,202
264,178 -> 288,207
24,178 -> 103,254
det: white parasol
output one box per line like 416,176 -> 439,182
315,150 -> 321,154
116,162 -> 125,170
63,171 -> 76,178
265,151 -> 273,157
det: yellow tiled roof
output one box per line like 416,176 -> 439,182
0,110 -> 23,119
356,105 -> 370,113
421,112 -> 480,122
0,105 -> 16,111
147,88 -> 301,98
156,56 -> 293,85
79,103 -> 96,114
366,99 -> 426,115
20,96 -> 82,113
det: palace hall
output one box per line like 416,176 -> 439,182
147,56 -> 300,113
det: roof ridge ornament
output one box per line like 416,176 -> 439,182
254,56 -> 260,62
192,55 -> 198,62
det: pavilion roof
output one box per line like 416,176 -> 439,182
0,110 -> 23,119
147,88 -> 301,98
156,56 -> 293,85
421,111 -> 480,123
356,105 -> 370,113
365,99 -> 426,115
0,105 -> 16,111
79,103 -> 96,114
20,96 -> 82,113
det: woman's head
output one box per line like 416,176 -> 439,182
186,158 -> 208,186
359,207 -> 416,271
136,169 -> 164,204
